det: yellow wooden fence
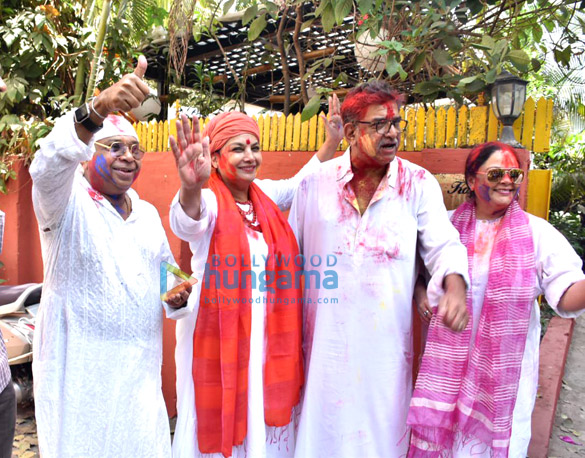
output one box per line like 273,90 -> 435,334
134,97 -> 553,154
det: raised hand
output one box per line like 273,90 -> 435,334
93,55 -> 151,116
170,114 -> 211,190
322,93 -> 344,147
316,93 -> 344,162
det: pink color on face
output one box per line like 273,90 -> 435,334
500,150 -> 519,168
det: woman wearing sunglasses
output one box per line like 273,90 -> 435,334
408,141 -> 585,457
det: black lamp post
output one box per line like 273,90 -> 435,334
490,71 -> 528,147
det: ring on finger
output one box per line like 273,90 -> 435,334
423,310 -> 430,317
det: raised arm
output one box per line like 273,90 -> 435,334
30,57 -> 150,229
259,94 -> 344,210
169,114 -> 211,221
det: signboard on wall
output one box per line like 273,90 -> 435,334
434,174 -> 470,211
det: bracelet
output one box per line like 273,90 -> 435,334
90,97 -> 106,120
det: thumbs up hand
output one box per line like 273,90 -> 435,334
92,55 -> 151,116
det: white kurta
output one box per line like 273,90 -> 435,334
451,213 -> 585,458
288,152 -> 470,458
168,156 -> 320,458
30,112 -> 175,458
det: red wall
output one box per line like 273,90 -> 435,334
0,161 -> 43,285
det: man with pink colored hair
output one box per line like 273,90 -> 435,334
289,80 -> 470,457
29,58 -> 189,457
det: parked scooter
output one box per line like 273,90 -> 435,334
0,283 -> 42,404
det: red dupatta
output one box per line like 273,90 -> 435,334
193,172 -> 304,457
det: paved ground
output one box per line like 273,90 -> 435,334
10,316 -> 585,457
12,404 -> 38,458
549,314 -> 585,457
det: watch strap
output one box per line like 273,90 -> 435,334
74,103 -> 103,133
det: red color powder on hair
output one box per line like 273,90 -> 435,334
500,150 -> 519,168
383,102 -> 396,120
342,91 -> 401,122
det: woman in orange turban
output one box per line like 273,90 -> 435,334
167,100 -> 342,458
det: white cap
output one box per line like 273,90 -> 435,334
94,114 -> 139,142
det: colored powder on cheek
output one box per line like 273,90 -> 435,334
500,150 -> 519,168
477,183 -> 491,202
358,135 -> 376,158
219,153 -> 237,180
89,154 -> 111,188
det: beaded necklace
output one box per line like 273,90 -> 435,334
235,200 -> 262,232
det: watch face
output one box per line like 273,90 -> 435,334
75,103 -> 90,123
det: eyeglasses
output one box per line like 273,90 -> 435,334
476,167 -> 524,184
94,141 -> 145,160
356,118 -> 407,134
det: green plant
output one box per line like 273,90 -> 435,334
533,132 -> 585,265
0,0 -> 168,192
168,62 -> 229,117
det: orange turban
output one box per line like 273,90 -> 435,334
202,111 -> 260,154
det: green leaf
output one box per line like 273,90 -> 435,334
485,68 -> 497,84
323,58 -> 332,67
466,0 -> 484,15
443,36 -> 462,52
464,79 -> 486,92
264,2 -> 280,15
300,19 -> 314,31
507,49 -> 530,72
315,0 -> 330,17
480,35 -> 496,51
358,0 -> 374,13
413,53 -> 426,74
242,4 -> 258,26
321,3 -> 336,32
248,15 -> 267,42
433,49 -> 453,66
302,95 -> 322,122
493,39 -> 508,58
458,75 -> 478,87
531,58 -> 542,72
222,0 -> 235,16
532,24 -> 543,43
385,55 -> 400,78
414,81 -> 440,96
334,0 -> 352,25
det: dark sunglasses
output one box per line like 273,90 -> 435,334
476,167 -> 524,184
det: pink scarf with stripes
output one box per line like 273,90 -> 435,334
407,200 -> 535,457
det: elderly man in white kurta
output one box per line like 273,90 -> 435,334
30,58 -> 189,458
288,81 -> 470,457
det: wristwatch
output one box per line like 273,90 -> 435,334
74,103 -> 103,133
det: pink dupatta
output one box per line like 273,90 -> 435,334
407,200 -> 536,457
